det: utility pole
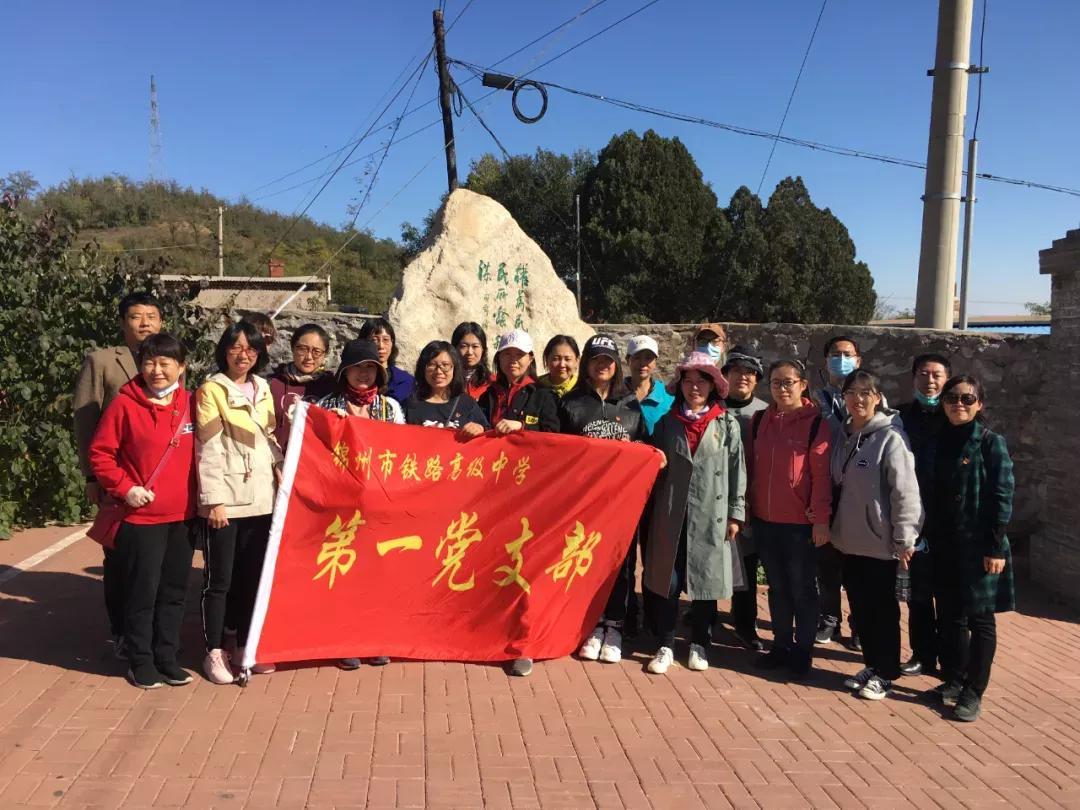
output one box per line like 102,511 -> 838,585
957,138 -> 978,330
914,0 -> 974,329
217,205 -> 225,277
575,194 -> 582,316
432,10 -> 458,193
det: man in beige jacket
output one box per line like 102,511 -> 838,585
73,291 -> 164,652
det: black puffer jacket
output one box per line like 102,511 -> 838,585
478,381 -> 559,432
557,387 -> 646,442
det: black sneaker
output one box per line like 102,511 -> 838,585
844,633 -> 862,652
753,648 -> 789,670
900,657 -> 924,676
734,628 -> 765,652
368,656 -> 390,666
954,687 -> 982,722
127,664 -> 165,690
509,657 -> 533,677
113,634 -> 129,661
157,662 -> 193,686
936,680 -> 964,707
338,658 -> 362,670
787,651 -> 813,682
814,623 -> 839,645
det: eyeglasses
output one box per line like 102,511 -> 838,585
426,362 -> 455,373
769,378 -> 802,390
227,346 -> 258,357
294,346 -> 326,359
843,388 -> 878,401
943,392 -> 979,406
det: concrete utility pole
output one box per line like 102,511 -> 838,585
432,10 -> 459,193
217,206 -> 225,277
914,0 -> 974,329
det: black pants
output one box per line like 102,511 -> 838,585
202,514 -> 272,650
842,555 -> 900,680
817,542 -> 855,634
731,553 -> 759,634
115,520 -> 196,670
755,520 -> 819,655
908,551 -> 938,666
938,593 -> 997,696
601,545 -> 635,626
103,546 -> 125,636
652,528 -> 716,648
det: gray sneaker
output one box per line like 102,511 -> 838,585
938,681 -> 964,707
510,657 -> 533,677
843,667 -> 875,691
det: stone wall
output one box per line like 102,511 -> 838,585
266,311 -> 1050,540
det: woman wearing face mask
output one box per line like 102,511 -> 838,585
691,323 -> 727,366
748,360 -> 832,682
559,335 -> 646,666
537,335 -> 580,400
268,324 -> 335,450
452,322 -> 495,401
359,317 -> 414,403
405,340 -> 489,437
315,340 -> 403,669
196,322 -> 283,685
89,333 -> 198,690
925,376 -> 1014,723
643,353 -> 745,675
830,370 -> 922,702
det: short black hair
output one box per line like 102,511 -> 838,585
824,335 -> 860,357
941,374 -> 987,421
136,332 -> 187,366
543,334 -> 581,361
912,352 -> 952,377
118,292 -> 162,320
414,340 -> 465,399
214,320 -> 269,375
291,323 -> 330,350
451,322 -> 490,388
359,317 -> 398,365
841,368 -> 883,411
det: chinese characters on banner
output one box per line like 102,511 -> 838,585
479,258 -> 530,333
244,403 -> 662,665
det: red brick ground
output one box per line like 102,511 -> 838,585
2,527 -> 1079,808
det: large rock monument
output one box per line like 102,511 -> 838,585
388,189 -> 594,372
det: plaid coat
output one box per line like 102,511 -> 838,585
927,420 -> 1015,614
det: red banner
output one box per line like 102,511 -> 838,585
244,402 -> 663,665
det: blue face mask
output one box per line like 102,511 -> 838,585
914,390 -> 940,409
698,342 -> 725,364
827,355 -> 858,379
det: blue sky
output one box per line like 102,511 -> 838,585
4,0 -> 1078,315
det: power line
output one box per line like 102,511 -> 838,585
445,0 -> 476,33
64,242 -> 205,254
756,0 -> 828,196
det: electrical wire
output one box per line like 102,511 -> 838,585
64,242 -> 204,254
445,0 -> 476,33
972,0 -> 988,140
756,0 -> 828,195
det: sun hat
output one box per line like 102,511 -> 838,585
336,339 -> 388,388
666,351 -> 731,398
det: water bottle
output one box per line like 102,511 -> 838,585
895,562 -> 911,603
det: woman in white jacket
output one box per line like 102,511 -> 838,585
830,369 -> 923,702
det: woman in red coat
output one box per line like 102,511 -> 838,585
89,333 -> 197,690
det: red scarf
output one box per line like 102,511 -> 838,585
674,402 -> 724,456
345,385 -> 378,409
490,376 -> 535,424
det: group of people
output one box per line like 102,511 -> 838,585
73,294 -> 1015,724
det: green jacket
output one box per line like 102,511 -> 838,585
643,410 -> 747,601
927,420 -> 1015,614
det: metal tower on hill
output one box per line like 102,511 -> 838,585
149,75 -> 164,183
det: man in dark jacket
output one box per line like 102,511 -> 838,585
896,352 -> 951,677
722,347 -> 769,650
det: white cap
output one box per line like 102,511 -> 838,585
495,329 -> 534,354
627,335 -> 659,357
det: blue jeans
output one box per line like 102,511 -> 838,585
753,520 -> 820,656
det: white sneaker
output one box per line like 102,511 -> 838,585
859,675 -> 892,700
648,647 -> 674,674
203,648 -> 234,685
599,627 -> 622,664
687,643 -> 709,671
843,667 -> 875,690
235,647 -> 276,675
579,626 -> 604,661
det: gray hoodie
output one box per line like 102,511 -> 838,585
830,409 -> 923,561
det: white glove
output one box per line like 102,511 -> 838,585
125,486 -> 155,508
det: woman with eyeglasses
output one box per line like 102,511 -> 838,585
196,321 -> 283,685
268,324 -> 335,450
747,360 -> 832,682
925,376 -> 1015,723
452,322 -> 495,401
830,370 -> 922,702
405,340 -> 489,437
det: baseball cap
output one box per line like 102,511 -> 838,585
627,335 -> 659,358
582,334 -> 620,362
495,329 -> 534,354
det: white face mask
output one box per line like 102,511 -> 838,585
149,381 -> 180,399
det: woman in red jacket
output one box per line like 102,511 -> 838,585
89,333 -> 198,690
747,359 -> 833,681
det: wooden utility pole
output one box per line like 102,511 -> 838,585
433,10 -> 458,193
217,205 -> 225,276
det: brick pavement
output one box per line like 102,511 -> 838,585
2,529 -> 1080,809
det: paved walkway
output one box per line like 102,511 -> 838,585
2,526 -> 1079,809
